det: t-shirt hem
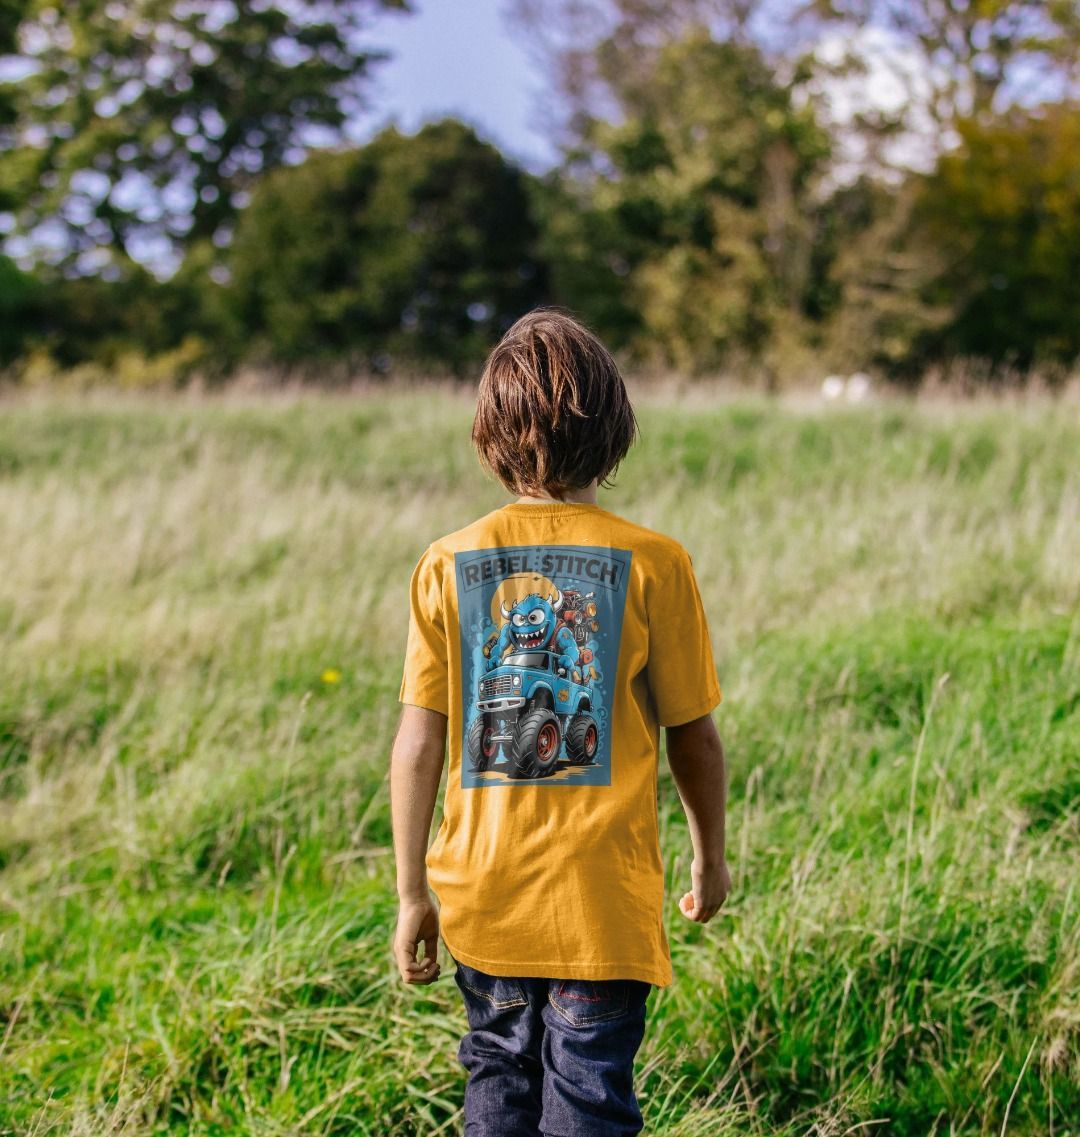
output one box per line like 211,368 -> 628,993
398,689 -> 450,717
658,686 -> 723,728
441,933 -> 674,989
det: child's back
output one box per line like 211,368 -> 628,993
391,308 -> 729,1136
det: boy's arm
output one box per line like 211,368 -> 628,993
390,704 -> 448,984
665,712 -> 731,924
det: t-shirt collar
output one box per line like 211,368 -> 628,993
500,500 -> 608,516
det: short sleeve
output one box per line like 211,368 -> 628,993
646,547 -> 723,727
398,544 -> 450,717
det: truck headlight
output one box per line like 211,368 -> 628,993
513,675 -> 521,687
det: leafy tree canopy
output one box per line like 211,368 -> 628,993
916,103 -> 1080,369
544,32 -> 830,372
801,0 -> 1080,126
0,0 -> 408,275
225,119 -> 548,373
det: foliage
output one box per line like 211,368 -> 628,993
0,252 -> 42,363
914,104 -> 1080,370
1,2 -> 1078,383
509,0 -> 784,120
812,178 -> 953,380
224,120 -> 548,373
545,32 -> 831,373
800,0 -> 1080,126
4,260 -> 209,377
0,0 -> 408,272
0,0 -> 29,159
503,0 -> 1080,384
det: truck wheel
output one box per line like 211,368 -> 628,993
467,715 -> 497,771
566,713 -> 599,765
510,708 -> 561,778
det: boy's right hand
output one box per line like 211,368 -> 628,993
394,894 -> 442,985
678,857 -> 731,924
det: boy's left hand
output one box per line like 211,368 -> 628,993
394,895 -> 442,985
678,856 -> 731,924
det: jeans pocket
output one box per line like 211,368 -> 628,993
547,978 -> 648,1027
453,961 -> 529,1010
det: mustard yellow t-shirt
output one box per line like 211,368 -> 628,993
397,500 -> 723,988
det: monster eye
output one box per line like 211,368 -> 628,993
528,609 -> 545,625
511,612 -> 527,626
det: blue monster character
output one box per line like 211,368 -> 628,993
486,589 -> 581,680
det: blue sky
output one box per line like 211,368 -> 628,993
355,0 -> 558,170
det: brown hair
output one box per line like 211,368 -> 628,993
471,308 -> 639,500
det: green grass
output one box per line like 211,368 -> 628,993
0,386 -> 1077,1135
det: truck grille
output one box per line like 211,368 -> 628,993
480,674 -> 514,698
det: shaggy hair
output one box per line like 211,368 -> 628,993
472,308 -> 639,500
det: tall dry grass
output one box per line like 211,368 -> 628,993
0,387 -> 1076,1135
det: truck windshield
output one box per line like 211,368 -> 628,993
503,652 -> 550,669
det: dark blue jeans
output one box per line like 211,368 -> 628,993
451,956 -> 651,1136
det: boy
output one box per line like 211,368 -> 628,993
391,309 -> 730,1137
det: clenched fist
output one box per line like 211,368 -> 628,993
678,857 -> 731,924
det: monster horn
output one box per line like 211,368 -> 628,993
500,599 -> 513,619
550,588 -> 564,612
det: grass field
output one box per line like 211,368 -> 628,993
0,386 -> 1077,1136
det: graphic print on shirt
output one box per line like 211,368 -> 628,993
455,545 -> 632,787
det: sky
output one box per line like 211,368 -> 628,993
354,0 -> 558,171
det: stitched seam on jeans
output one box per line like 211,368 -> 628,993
459,978 -> 527,1009
555,980 -> 605,1003
547,989 -> 629,1026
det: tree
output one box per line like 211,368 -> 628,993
798,0 -> 1080,129
0,0 -> 408,274
0,253 -> 42,364
0,2 -> 32,222
914,103 -> 1080,370
0,1 -> 30,158
539,31 -> 830,372
815,177 -> 952,380
509,0 -> 797,156
224,120 -> 548,373
818,102 -> 1080,379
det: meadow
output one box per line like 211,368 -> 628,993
0,385 -> 1076,1136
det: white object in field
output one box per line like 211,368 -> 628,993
822,375 -> 845,400
846,372 -> 872,401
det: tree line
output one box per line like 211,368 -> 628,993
1,0 -> 1078,386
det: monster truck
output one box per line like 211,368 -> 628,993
467,649 -> 601,778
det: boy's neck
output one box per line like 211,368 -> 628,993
514,484 -> 598,507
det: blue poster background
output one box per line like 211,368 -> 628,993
455,544 -> 632,788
